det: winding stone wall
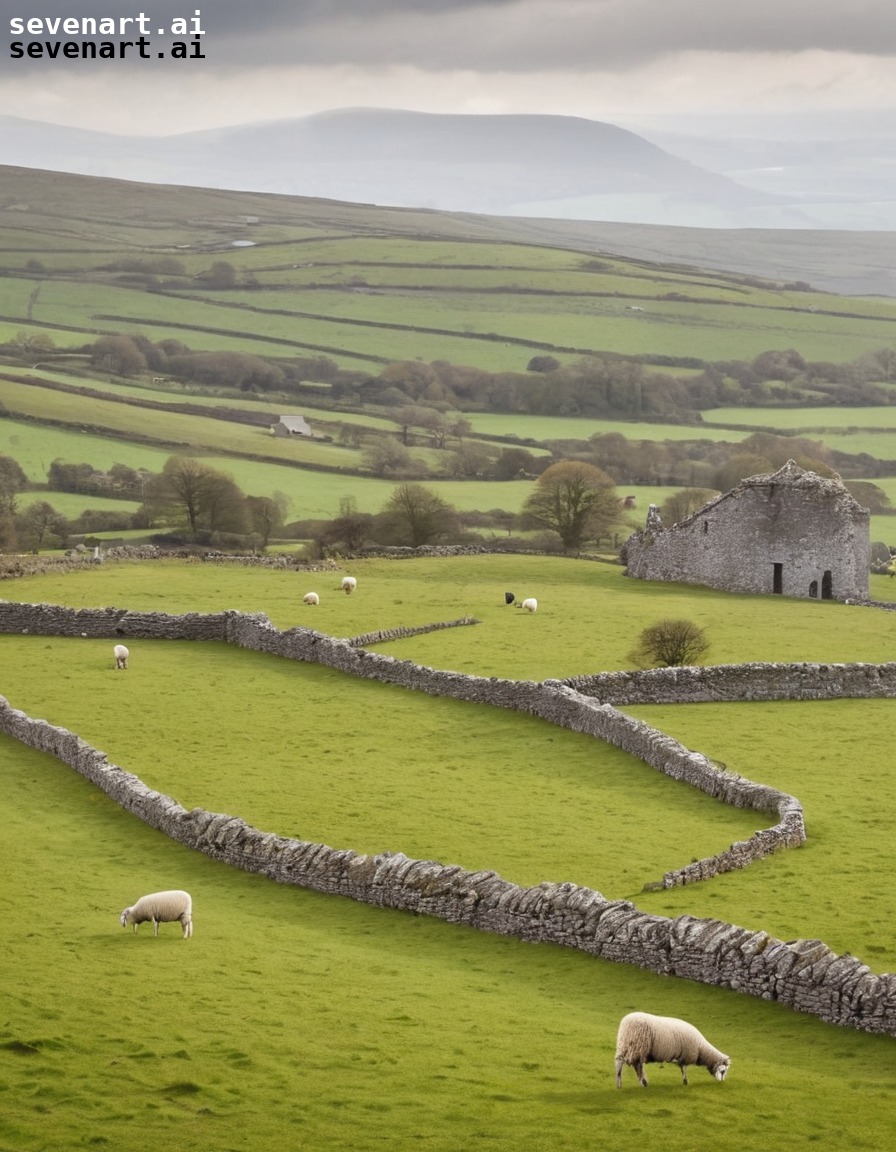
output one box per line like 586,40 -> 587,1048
2,598 -> 895,1033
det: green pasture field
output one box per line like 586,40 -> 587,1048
17,491 -> 141,519
463,412 -> 752,445
4,554 -> 894,679
0,378 -> 367,469
1,556 -> 896,1151
0,279 -> 384,368
705,406 -> 896,432
628,698 -> 896,962
809,429 -> 896,461
0,417 -> 188,482
869,514 -> 896,545
0,414 -> 540,517
203,283 -> 896,365
20,370 -> 401,433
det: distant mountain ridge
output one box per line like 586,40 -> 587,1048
0,108 -> 787,228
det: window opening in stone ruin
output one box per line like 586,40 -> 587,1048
702,520 -> 709,534
773,563 -> 783,594
822,570 -> 833,599
809,580 -> 818,598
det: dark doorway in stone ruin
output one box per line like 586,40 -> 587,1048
809,580 -> 818,598
821,570 -> 833,599
773,563 -> 783,594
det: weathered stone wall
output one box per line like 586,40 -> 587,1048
623,462 -> 871,602
0,688 -> 892,1035
559,661 -> 896,705
0,599 -> 830,892
347,616 -> 480,648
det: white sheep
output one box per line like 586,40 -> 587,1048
615,1012 -> 730,1087
113,643 -> 129,670
303,591 -> 320,606
120,890 -> 193,938
519,597 -> 538,613
340,576 -> 357,595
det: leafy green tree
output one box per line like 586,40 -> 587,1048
11,330 -> 54,362
526,355 -> 560,373
90,335 -> 147,377
203,261 -> 238,288
520,460 -> 618,551
201,472 -> 248,535
362,438 -> 414,477
659,488 -> 720,525
447,441 -> 493,478
628,619 -> 710,668
378,483 -> 458,548
491,447 -> 541,480
712,454 -> 773,492
47,460 -> 96,493
0,454 -> 28,516
15,501 -> 69,552
844,481 -> 891,515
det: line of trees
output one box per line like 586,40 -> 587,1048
21,331 -> 896,420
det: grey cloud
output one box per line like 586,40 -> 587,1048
185,0 -> 896,69
4,0 -> 896,74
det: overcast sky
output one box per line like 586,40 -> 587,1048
2,0 -> 895,135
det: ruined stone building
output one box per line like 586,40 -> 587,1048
621,460 -> 870,602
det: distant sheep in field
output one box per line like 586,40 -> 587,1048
303,592 -> 320,606
340,576 -> 357,595
113,644 -> 129,670
120,890 -> 193,938
504,591 -> 515,605
615,1012 -> 730,1087
518,597 -> 538,613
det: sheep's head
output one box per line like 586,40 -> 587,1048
712,1058 -> 731,1081
119,908 -> 131,928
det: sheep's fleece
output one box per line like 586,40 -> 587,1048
615,1012 -> 730,1087
120,890 -> 193,938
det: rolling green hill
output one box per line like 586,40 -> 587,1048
3,164 -> 896,533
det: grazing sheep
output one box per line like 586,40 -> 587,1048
504,591 -> 515,605
303,591 -> 320,606
340,575 -> 357,595
120,890 -> 193,938
519,597 -> 538,613
113,644 -> 129,670
615,1012 -> 730,1087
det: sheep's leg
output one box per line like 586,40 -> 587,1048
679,1064 -> 689,1086
634,1059 -> 647,1087
615,1058 -> 624,1088
153,917 -> 160,937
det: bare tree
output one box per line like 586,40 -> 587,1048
628,619 -> 710,668
379,483 -> 458,547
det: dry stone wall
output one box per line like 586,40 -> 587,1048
1,598 -> 894,1034
559,662 -> 896,705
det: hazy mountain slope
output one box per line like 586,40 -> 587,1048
0,108 -> 783,227
2,162 -> 896,296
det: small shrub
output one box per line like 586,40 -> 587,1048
628,618 -> 710,667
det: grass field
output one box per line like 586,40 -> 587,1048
2,556 -> 896,1151
5,166 -> 896,380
